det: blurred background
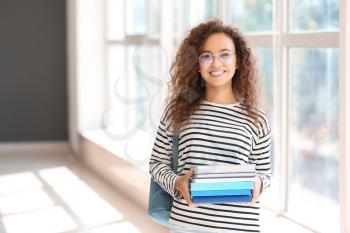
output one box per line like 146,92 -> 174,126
0,0 -> 349,233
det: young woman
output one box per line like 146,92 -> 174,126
149,19 -> 272,233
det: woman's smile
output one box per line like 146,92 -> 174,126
209,70 -> 226,78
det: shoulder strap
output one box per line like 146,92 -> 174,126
172,126 -> 179,172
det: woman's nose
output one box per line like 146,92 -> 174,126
211,55 -> 222,67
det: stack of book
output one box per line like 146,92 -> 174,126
190,164 -> 256,204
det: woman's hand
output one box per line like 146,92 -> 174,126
251,175 -> 263,204
175,168 -> 200,207
238,175 -> 262,206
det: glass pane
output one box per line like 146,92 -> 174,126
288,48 -> 339,233
131,45 -> 168,132
173,0 -> 180,38
254,47 -> 274,171
253,47 -> 279,210
126,0 -> 146,35
106,0 -> 125,40
149,0 -> 160,38
106,45 -> 166,168
106,45 -> 132,136
105,45 -> 145,138
186,0 -> 220,29
227,0 -> 273,32
253,48 -> 273,114
289,0 -> 339,31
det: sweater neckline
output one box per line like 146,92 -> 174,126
202,100 -> 241,107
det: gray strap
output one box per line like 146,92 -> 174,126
172,126 -> 179,172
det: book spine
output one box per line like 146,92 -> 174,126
194,164 -> 255,174
192,195 -> 253,204
191,177 -> 255,183
193,172 -> 256,179
191,189 -> 252,197
190,181 -> 254,191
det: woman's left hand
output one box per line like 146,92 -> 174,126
251,176 -> 263,204
237,176 -> 262,206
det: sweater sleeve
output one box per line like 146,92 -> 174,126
250,113 -> 272,193
149,105 -> 182,199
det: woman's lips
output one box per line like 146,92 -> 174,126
209,70 -> 225,77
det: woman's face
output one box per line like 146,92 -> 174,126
198,32 -> 237,89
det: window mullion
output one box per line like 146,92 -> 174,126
339,0 -> 350,232
272,0 -> 290,216
283,31 -> 339,48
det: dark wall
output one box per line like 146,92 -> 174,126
0,0 -> 67,142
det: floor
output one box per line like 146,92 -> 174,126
0,143 -> 315,233
0,145 -> 167,233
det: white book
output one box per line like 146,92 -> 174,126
191,177 -> 255,183
193,172 -> 256,179
193,164 -> 256,174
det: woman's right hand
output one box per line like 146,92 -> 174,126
175,168 -> 200,207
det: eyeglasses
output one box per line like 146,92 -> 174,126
198,51 -> 235,67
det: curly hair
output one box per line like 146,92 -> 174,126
166,18 -> 260,127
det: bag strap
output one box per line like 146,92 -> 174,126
172,126 -> 179,172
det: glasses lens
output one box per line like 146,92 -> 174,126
218,52 -> 233,65
198,52 -> 212,66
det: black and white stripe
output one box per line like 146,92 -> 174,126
149,101 -> 272,232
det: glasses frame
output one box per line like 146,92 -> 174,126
198,50 -> 235,67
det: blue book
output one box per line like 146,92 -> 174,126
191,189 -> 251,197
192,194 -> 253,204
190,181 -> 254,191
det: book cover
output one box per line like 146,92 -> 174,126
193,164 -> 255,174
190,181 -> 254,191
191,189 -> 252,197
193,172 -> 256,179
192,194 -> 253,204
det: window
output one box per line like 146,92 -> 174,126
126,0 -> 146,35
281,1 -> 339,232
185,0 -> 220,29
105,0 -> 165,168
227,0 -> 273,32
288,48 -> 339,232
289,0 -> 339,31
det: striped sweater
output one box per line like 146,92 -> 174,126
149,100 -> 272,233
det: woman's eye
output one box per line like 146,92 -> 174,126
200,54 -> 211,59
220,53 -> 231,58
